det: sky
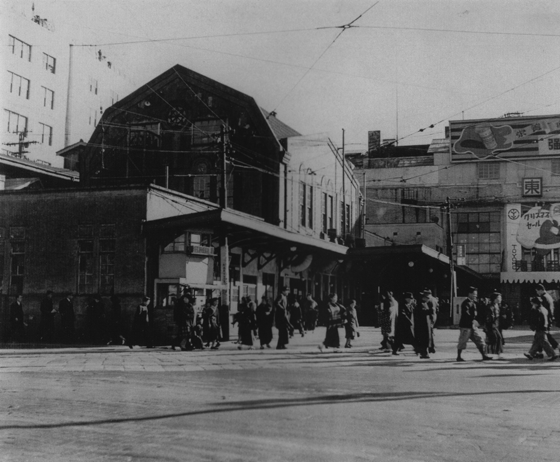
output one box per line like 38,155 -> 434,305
6,0 -> 560,151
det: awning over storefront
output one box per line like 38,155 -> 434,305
501,271 -> 560,284
143,208 -> 348,256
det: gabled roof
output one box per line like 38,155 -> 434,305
260,109 -> 301,140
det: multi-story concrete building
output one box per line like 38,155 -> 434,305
351,114 -> 560,320
1,2 -> 135,167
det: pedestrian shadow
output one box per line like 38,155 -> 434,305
2,389 -> 557,431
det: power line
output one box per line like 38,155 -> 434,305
357,24 -> 560,38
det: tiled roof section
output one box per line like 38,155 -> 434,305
428,138 -> 450,154
0,154 -> 79,180
261,108 -> 301,140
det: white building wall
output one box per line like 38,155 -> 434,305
285,134 -> 361,241
1,2 -> 136,168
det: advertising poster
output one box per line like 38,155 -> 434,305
450,115 -> 560,161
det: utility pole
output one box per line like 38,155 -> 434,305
445,197 -> 456,322
219,125 -> 230,328
3,130 -> 38,158
342,128 -> 346,237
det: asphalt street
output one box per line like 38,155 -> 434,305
1,327 -> 559,462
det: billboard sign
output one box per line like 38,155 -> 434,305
450,115 -> 560,161
505,203 -> 560,272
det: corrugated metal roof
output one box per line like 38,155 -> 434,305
427,138 -> 450,154
260,109 -> 301,140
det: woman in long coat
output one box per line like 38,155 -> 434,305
414,293 -> 433,359
256,296 -> 274,348
393,292 -> 416,354
275,287 -> 291,350
486,292 -> 504,358
202,298 -> 221,349
344,299 -> 360,348
319,293 -> 345,351
237,302 -> 256,350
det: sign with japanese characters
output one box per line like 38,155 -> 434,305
505,203 -> 560,272
522,178 -> 542,197
450,115 -> 560,161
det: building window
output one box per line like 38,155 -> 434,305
4,109 -> 28,134
263,273 -> 275,301
300,182 -> 306,227
192,119 -> 221,145
42,53 -> 56,73
164,234 -> 186,253
8,71 -> 30,99
345,203 -> 351,234
42,86 -> 54,109
129,123 -> 161,148
322,193 -> 328,233
99,239 -> 115,292
39,123 -> 53,146
193,176 -> 212,200
78,240 -> 94,293
477,162 -> 500,180
552,159 -> 560,176
454,211 -> 501,275
8,35 -> 31,61
9,228 -> 26,294
340,201 -> 345,235
307,185 -> 313,229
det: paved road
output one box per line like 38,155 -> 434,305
1,327 -> 559,462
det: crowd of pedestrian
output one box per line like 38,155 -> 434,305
5,283 -> 559,363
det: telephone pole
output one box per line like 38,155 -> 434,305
445,197 -> 456,321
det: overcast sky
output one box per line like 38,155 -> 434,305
9,0 -> 560,150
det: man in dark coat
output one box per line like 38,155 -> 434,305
58,293 -> 75,344
535,284 -> 559,354
456,287 -> 492,362
40,290 -> 56,343
274,286 -> 291,350
128,296 -> 152,349
10,295 -> 25,342
414,292 -> 434,359
393,292 -> 416,354
86,295 -> 105,344
172,293 -> 192,351
256,295 -> 274,349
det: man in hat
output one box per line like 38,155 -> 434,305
421,289 -> 438,354
457,287 -> 492,362
524,297 -> 558,361
535,284 -> 559,355
275,286 -> 291,350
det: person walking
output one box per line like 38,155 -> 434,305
378,291 -> 398,353
344,299 -> 360,348
202,298 -> 220,349
393,292 -> 416,355
256,295 -> 274,349
524,297 -> 558,361
274,286 -> 291,350
421,289 -> 438,354
535,284 -> 559,354
303,293 -> 318,332
128,296 -> 152,349
58,293 -> 75,344
414,292 -> 433,359
10,295 -> 26,342
172,292 -> 191,351
107,295 -> 126,345
456,287 -> 492,362
319,293 -> 345,352
288,293 -> 305,337
486,292 -> 504,359
86,294 -> 105,344
39,290 -> 56,343
237,301 -> 256,350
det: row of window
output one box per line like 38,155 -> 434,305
8,71 -> 55,109
478,160 -> 560,179
300,183 -> 354,235
8,35 -> 56,73
4,109 -> 53,146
